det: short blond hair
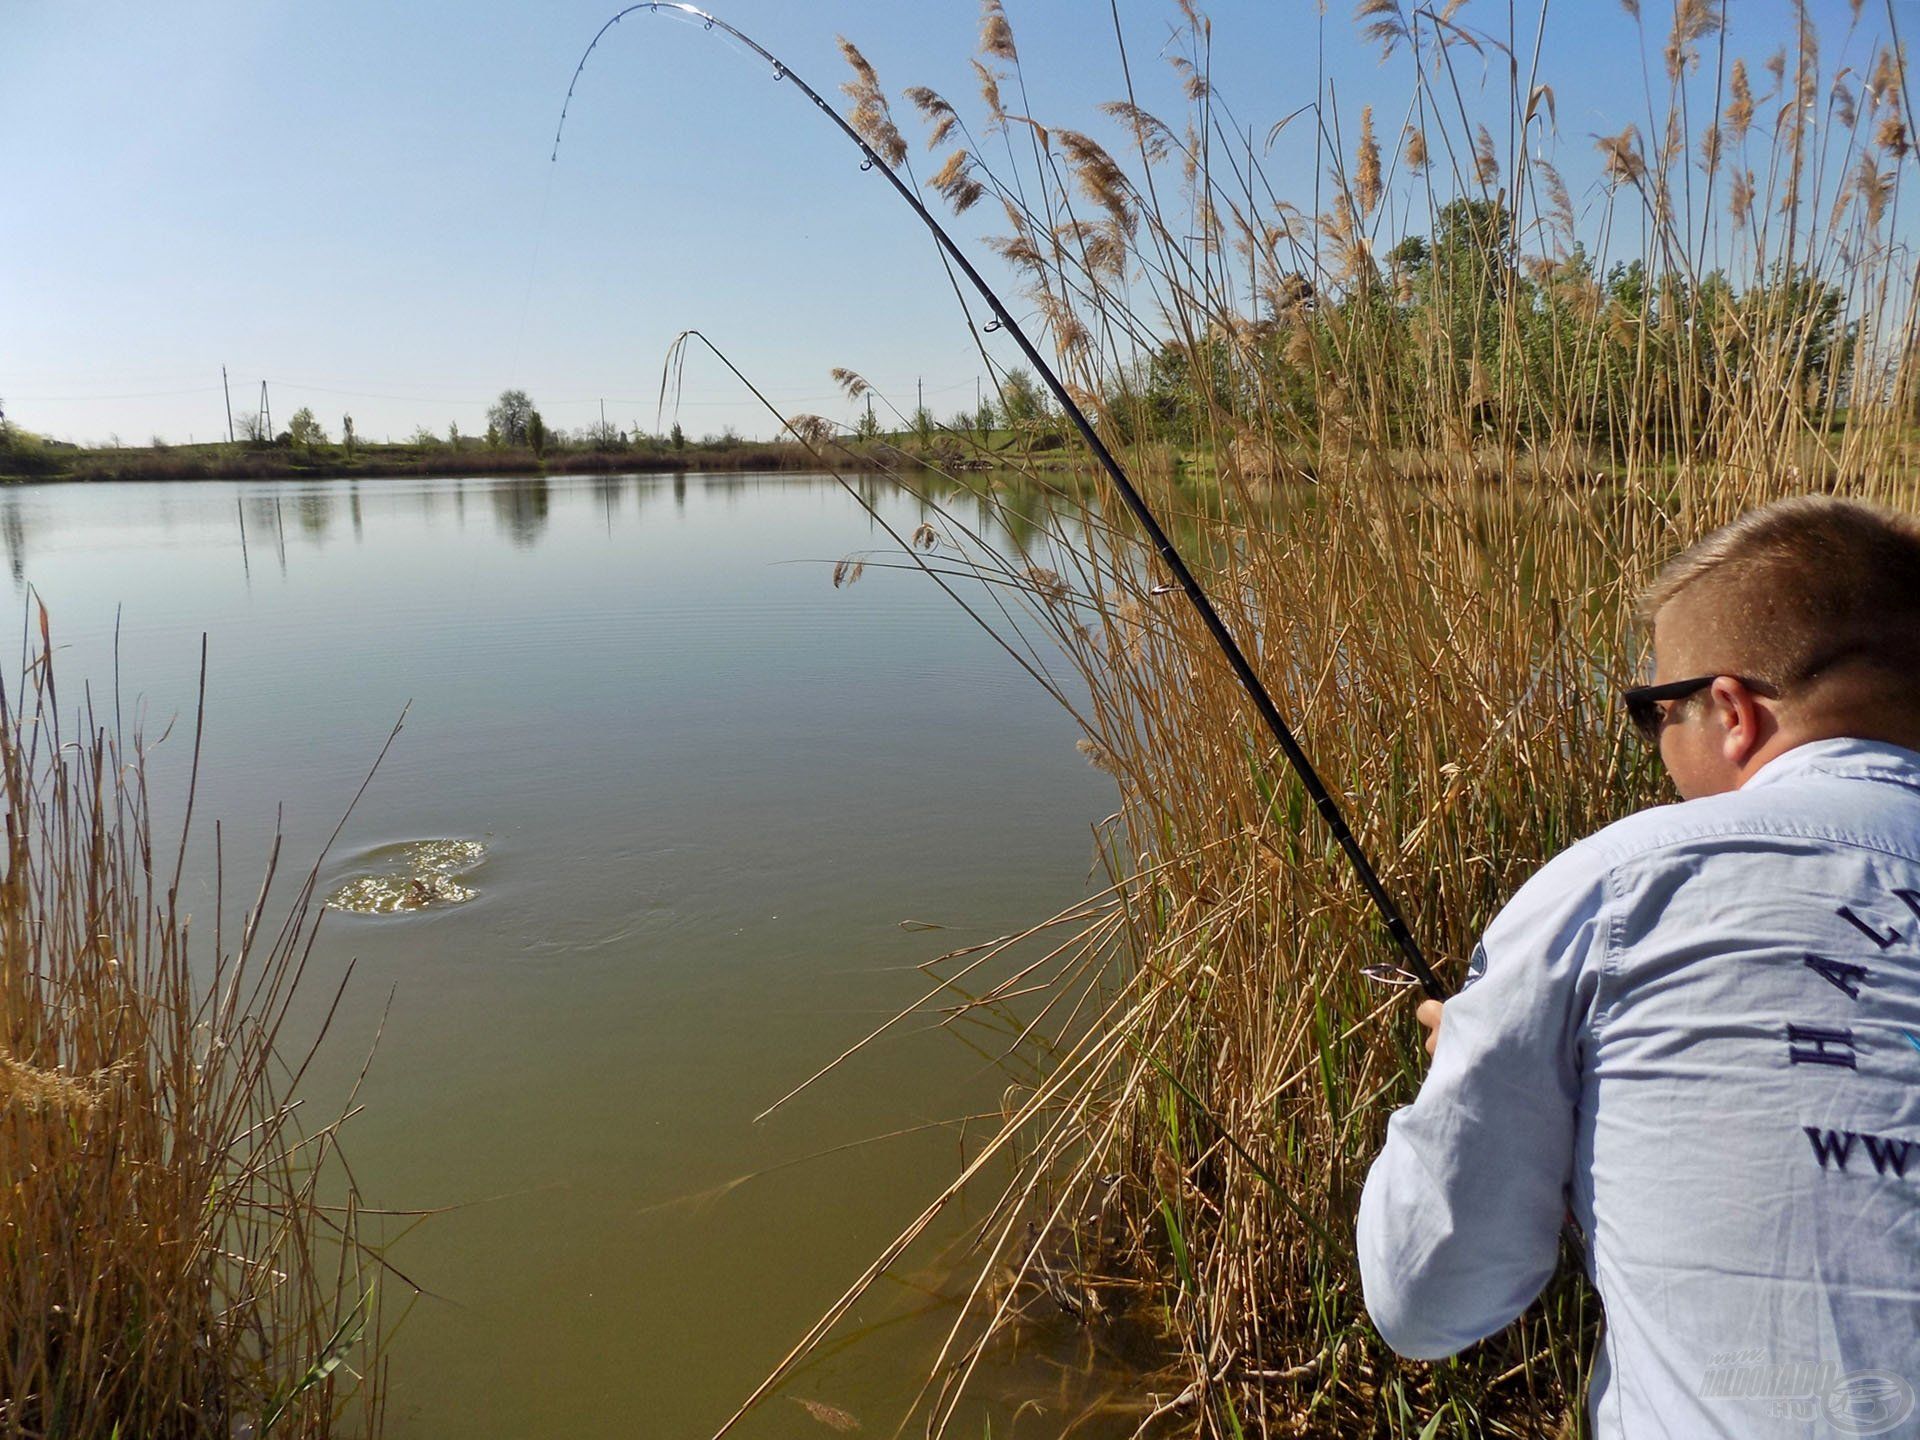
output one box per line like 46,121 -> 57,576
1639,496 -> 1920,709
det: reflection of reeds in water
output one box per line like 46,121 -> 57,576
727,2 -> 1920,1435
0,620 -> 388,1437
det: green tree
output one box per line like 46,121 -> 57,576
669,422 -> 686,450
998,368 -> 1045,428
287,407 -> 327,448
488,389 -> 536,446
526,410 -> 548,457
341,415 -> 356,453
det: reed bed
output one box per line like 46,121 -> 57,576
738,1 -> 1920,1435
0,622 -> 388,1438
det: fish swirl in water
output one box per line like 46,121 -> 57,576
326,839 -> 486,914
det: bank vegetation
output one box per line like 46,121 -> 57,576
0,631 -> 390,1438
746,1 -> 1920,1436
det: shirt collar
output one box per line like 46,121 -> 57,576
1740,736 -> 1920,792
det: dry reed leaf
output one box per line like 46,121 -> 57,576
832,557 -> 866,588
911,522 -> 938,551
1526,82 -> 1558,135
830,367 -> 869,400
791,1396 -> 862,1432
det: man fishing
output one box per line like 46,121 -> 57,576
1357,496 -> 1920,1438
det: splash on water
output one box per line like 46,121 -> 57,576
327,839 -> 487,915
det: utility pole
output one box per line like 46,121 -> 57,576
222,366 -> 234,443
258,381 -> 272,440
600,397 -> 607,434
917,376 -> 924,417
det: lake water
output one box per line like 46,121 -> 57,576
4,472 -> 1119,1438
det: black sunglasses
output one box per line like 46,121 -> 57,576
1620,673 -> 1775,743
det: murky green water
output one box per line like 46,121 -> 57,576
5,472 -> 1120,1438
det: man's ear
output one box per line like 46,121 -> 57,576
1709,675 -> 1767,766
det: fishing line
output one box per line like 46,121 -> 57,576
553,3 -> 1446,1002
507,146 -> 560,394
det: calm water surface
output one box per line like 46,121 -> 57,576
7,473 -> 1116,1438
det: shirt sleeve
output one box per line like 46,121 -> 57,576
1355,842 -> 1609,1360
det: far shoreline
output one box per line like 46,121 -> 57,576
0,437 -> 914,485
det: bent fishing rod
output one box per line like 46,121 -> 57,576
556,3 -> 1448,1001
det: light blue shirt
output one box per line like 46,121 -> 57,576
1358,738 -> 1920,1438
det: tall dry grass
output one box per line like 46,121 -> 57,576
726,1 -> 1920,1436
0,619 -> 390,1438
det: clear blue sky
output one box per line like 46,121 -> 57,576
0,1 -> 1899,445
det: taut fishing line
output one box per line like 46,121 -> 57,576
552,2 -> 1447,1002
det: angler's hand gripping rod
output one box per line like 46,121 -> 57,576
558,3 -> 1448,1001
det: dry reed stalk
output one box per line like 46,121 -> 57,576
0,622 -> 390,1439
